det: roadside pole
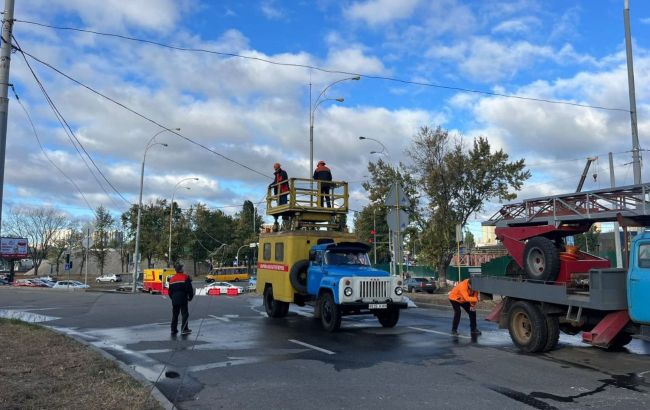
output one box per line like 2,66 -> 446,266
0,0 -> 16,230
609,152 -> 623,268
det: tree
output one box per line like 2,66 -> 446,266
4,207 -> 69,276
122,199 -> 169,269
233,200 -> 263,266
464,230 -> 476,250
407,126 -> 530,282
47,234 -> 69,275
91,206 -> 115,275
353,159 -> 420,264
574,225 -> 600,253
187,204 -> 235,274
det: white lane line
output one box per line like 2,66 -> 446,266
409,326 -> 471,339
288,339 -> 336,355
209,314 -> 230,322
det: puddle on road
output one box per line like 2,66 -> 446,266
0,309 -> 59,323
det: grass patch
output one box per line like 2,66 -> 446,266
0,318 -> 162,410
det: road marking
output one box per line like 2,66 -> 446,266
209,314 -> 230,322
288,339 -> 336,355
409,326 -> 471,339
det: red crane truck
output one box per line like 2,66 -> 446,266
472,184 -> 650,352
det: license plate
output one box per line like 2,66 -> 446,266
369,303 -> 387,309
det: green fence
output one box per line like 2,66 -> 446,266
372,263 -> 438,279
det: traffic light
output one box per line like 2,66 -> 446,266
65,253 -> 70,264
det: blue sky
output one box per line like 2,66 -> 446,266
3,0 -> 650,240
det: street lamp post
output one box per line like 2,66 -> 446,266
235,244 -> 248,266
168,177 -> 199,267
132,128 -> 178,292
310,76 -> 360,175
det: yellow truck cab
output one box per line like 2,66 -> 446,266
257,178 -> 406,331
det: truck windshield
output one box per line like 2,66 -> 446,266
325,250 -> 371,266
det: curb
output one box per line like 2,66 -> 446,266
43,325 -> 174,410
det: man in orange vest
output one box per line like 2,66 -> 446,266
169,263 -> 194,336
448,278 -> 481,336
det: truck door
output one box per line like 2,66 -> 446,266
629,241 -> 650,324
307,251 -> 324,295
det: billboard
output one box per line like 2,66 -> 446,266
1,237 -> 29,259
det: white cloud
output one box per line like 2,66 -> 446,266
492,17 -> 541,34
344,0 -> 421,26
641,17 -> 650,25
260,0 -> 286,20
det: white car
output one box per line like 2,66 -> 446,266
96,274 -> 122,283
205,281 -> 244,294
53,280 -> 90,289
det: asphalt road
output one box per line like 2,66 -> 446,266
1,287 -> 650,409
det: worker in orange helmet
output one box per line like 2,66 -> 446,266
448,278 -> 481,336
313,160 -> 332,207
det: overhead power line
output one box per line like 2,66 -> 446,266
15,45 -> 269,179
12,36 -> 130,208
10,84 -> 97,216
15,19 -> 631,114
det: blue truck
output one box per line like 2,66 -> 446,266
473,184 -> 650,352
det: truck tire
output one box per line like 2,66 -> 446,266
543,316 -> 560,352
508,301 -> 548,353
377,308 -> 400,328
524,237 -> 560,282
607,332 -> 633,350
289,260 -> 309,294
320,292 -> 341,332
264,285 -> 289,318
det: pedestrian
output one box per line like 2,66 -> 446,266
448,278 -> 481,336
169,263 -> 194,336
271,162 -> 289,206
313,160 -> 332,207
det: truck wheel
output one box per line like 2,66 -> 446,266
607,332 -> 633,349
508,301 -> 548,353
524,237 -> 560,282
377,308 -> 400,328
289,260 -> 309,294
264,286 -> 289,318
320,292 -> 341,332
543,316 -> 560,352
505,258 -> 525,277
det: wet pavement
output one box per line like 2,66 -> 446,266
1,287 -> 650,409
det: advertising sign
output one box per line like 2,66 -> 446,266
1,237 -> 29,259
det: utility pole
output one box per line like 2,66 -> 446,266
0,0 -> 16,230
609,152 -> 624,268
624,0 -> 641,184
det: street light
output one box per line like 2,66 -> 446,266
168,177 -> 199,267
132,128 -> 178,292
359,136 -> 391,161
310,76 -> 360,174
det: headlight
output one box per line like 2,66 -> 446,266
395,287 -> 403,296
344,287 -> 353,297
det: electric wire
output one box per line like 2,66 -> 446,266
9,84 -> 97,216
12,36 -> 131,208
16,45 -> 269,179
14,19 -> 631,114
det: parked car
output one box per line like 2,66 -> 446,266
1,278 -> 11,286
31,279 -> 55,288
38,276 -> 57,282
12,279 -> 41,287
53,280 -> 90,289
205,281 -> 244,294
403,277 -> 436,294
248,276 -> 257,292
96,274 -> 122,283
116,282 -> 144,292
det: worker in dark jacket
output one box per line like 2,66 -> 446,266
448,278 -> 481,336
313,160 -> 332,207
169,263 -> 194,335
271,163 -> 289,205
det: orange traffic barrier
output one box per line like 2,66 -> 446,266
208,288 -> 220,296
226,288 -> 239,296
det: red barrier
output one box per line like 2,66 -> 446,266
226,288 -> 239,296
207,288 -> 220,296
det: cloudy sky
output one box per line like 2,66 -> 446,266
3,0 -> 650,238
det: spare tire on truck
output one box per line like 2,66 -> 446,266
289,260 -> 309,294
524,236 -> 560,282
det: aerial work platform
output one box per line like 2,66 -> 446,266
484,183 -> 650,228
267,178 -> 349,231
